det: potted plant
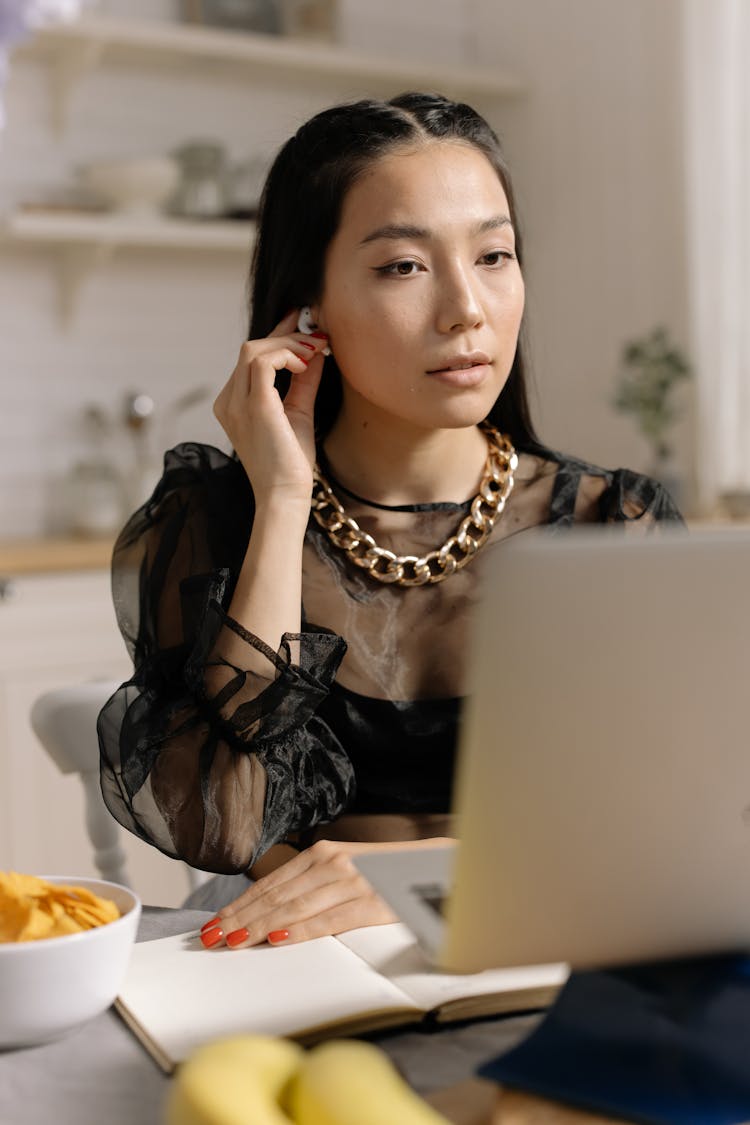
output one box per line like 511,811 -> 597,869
613,326 -> 692,489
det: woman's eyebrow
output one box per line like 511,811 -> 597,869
359,223 -> 428,245
359,215 -> 513,246
475,215 -> 514,235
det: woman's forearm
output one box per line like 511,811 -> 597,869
222,496 -> 310,667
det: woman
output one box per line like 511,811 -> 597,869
98,93 -> 682,952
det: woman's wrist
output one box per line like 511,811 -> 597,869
253,489 -> 312,523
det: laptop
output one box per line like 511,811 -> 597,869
355,526 -> 750,973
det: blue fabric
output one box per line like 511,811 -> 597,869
479,955 -> 750,1125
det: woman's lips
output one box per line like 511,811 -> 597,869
426,362 -> 491,388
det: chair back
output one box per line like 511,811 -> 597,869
30,682 -> 210,895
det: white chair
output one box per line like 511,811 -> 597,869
30,681 -> 210,894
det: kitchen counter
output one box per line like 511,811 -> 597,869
1,514 -> 747,579
0,536 -> 115,576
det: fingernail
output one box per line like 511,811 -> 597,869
267,929 -> 290,944
299,340 -> 316,351
201,916 -> 221,932
310,331 -> 328,340
200,926 -> 224,949
226,927 -> 250,948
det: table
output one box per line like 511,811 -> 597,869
0,907 -> 610,1125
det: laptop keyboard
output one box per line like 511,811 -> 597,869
413,883 -> 446,918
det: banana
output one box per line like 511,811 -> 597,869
287,1039 -> 451,1125
166,1034 -> 304,1125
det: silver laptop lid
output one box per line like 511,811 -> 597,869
443,526 -> 750,972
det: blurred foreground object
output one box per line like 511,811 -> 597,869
287,1039 -> 450,1124
167,1034 -> 450,1125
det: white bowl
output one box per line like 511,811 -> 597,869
77,156 -> 181,216
0,876 -> 141,1049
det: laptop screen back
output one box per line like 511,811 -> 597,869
442,526 -> 750,972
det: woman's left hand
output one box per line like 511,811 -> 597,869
199,838 -> 447,949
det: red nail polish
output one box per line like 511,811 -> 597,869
310,331 -> 328,340
201,916 -> 221,932
200,926 -> 224,949
226,928 -> 250,948
299,341 -> 316,351
267,929 -> 290,944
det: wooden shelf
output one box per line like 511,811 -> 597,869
2,210 -> 255,324
17,14 -> 524,131
3,210 -> 255,252
8,15 -> 524,320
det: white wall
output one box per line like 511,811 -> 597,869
0,0 -> 691,539
472,0 -> 690,480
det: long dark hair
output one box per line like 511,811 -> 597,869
249,92 -> 541,451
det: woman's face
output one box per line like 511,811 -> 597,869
316,141 -> 525,434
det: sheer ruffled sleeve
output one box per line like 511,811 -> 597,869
544,455 -> 685,529
97,443 -> 355,874
598,468 -> 685,526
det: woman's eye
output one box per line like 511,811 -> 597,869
374,260 -> 423,277
480,250 -> 516,267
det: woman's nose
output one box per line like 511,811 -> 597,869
435,268 -> 484,333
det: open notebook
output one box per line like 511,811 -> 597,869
115,922 -> 566,1073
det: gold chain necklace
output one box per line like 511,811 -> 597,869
311,423 -> 518,587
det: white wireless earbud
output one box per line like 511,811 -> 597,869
297,306 -> 316,334
297,305 -> 331,355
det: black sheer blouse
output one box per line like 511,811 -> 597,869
98,441 -> 683,874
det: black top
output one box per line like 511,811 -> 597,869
98,441 -> 683,874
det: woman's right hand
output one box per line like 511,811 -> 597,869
213,310 -> 329,506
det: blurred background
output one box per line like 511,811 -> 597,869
2,0 -> 749,538
0,0 -> 748,901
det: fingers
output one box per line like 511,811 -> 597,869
198,842 -> 391,950
228,871 -> 365,947
213,339 -> 323,434
198,849 -> 317,949
269,309 -> 301,337
228,843 -> 320,913
244,346 -> 311,407
269,309 -> 330,358
226,895 -> 397,949
219,844 -> 341,931
283,352 -> 325,419
201,880 -> 396,951
214,309 -> 329,423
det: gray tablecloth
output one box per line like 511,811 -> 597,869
0,907 -> 542,1125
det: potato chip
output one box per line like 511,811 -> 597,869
0,887 -> 34,943
0,872 -> 120,942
